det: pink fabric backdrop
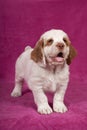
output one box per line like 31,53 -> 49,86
0,0 -> 87,130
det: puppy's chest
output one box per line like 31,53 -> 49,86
42,70 -> 65,92
43,74 -> 56,92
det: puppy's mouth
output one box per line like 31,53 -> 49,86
50,52 -> 64,63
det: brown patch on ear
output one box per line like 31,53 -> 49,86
31,39 -> 44,62
66,44 -> 77,65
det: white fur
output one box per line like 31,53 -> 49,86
11,29 -> 70,114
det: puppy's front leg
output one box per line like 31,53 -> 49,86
32,89 -> 52,114
53,84 -> 68,113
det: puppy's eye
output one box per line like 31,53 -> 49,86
63,37 -> 70,46
63,37 -> 67,43
46,39 -> 53,46
48,39 -> 53,43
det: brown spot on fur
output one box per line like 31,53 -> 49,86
66,44 -> 77,65
31,39 -> 44,62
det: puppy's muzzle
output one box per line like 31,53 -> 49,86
57,52 -> 64,58
56,43 -> 65,50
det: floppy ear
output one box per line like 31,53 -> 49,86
31,39 -> 44,62
66,44 -> 77,65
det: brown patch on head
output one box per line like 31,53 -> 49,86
63,37 -> 71,46
66,44 -> 77,65
45,38 -> 53,46
31,39 -> 44,62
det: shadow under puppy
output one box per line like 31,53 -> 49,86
11,29 -> 77,114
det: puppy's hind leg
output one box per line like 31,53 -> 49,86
11,75 -> 24,97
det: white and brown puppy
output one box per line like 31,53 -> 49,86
11,29 -> 76,114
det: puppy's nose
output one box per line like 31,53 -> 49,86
56,43 -> 64,49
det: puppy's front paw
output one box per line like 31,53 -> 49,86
53,102 -> 68,113
38,104 -> 53,114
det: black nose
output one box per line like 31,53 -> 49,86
57,52 -> 63,57
56,43 -> 64,49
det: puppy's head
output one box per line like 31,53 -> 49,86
31,29 -> 77,66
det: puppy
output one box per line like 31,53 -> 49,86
11,29 -> 76,114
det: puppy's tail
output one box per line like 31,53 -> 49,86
24,46 -> 32,51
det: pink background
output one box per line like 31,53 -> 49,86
0,0 -> 87,130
